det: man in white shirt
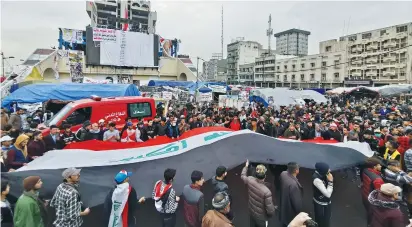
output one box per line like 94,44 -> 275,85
312,162 -> 333,227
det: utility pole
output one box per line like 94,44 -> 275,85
266,14 -> 273,55
221,5 -> 224,58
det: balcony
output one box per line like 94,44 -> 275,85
352,72 -> 361,77
366,44 -> 379,50
334,65 -> 341,69
396,63 -> 407,68
383,41 -> 397,48
351,60 -> 363,65
382,56 -> 396,62
365,57 -> 378,64
366,71 -> 378,77
383,71 -> 396,77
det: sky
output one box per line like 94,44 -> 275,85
1,0 -> 412,72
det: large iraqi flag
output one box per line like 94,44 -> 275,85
4,127 -> 373,207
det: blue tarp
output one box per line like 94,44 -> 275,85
2,83 -> 140,107
147,80 -> 195,88
198,87 -> 213,93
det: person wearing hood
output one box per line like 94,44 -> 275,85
50,167 -> 90,227
85,123 -> 103,141
121,122 -> 137,143
136,121 -> 146,142
6,134 -> 29,170
368,183 -> 405,227
312,162 -> 333,227
75,120 -> 92,141
182,170 -> 205,227
104,170 -> 145,227
13,176 -> 48,227
201,192 -> 233,227
152,168 -> 179,227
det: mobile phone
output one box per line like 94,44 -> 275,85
304,219 -> 318,227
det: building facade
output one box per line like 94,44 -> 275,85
86,0 -> 157,34
227,40 -> 262,84
239,63 -> 255,85
339,22 -> 412,86
203,58 -> 227,82
274,29 -> 311,56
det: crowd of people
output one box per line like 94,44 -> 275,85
1,93 -> 412,227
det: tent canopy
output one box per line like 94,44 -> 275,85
250,88 -> 328,107
147,80 -> 195,88
2,83 -> 140,107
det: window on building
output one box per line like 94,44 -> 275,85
362,33 -> 372,39
292,64 -> 296,69
284,75 -> 288,81
380,30 -> 387,36
339,37 -> 345,41
310,74 -> 315,80
348,35 -> 357,41
396,25 -> 407,33
292,75 -> 295,80
300,74 -> 305,81
334,73 -> 339,78
322,61 -> 327,67
321,74 -> 326,81
311,63 -> 315,67
276,75 -> 280,80
301,63 -> 305,68
325,46 -> 332,52
284,65 -> 287,69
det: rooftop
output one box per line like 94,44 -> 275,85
274,29 -> 311,37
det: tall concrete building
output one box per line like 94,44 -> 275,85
86,0 -> 157,34
227,40 -> 262,83
338,22 -> 412,86
203,58 -> 227,82
274,29 -> 311,56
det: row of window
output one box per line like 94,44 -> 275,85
341,25 -> 409,41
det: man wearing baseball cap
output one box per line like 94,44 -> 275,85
1,135 -> 14,156
104,170 -> 145,227
368,183 -> 405,227
50,167 -> 90,227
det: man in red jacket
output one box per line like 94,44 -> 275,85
362,157 -> 385,226
368,183 -> 405,227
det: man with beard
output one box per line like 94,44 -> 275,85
155,117 -> 169,137
44,125 -> 60,151
60,124 -> 76,147
104,170 -> 145,227
27,131 -> 46,161
85,123 -> 103,141
201,192 -> 233,227
322,123 -> 342,142
301,121 -> 315,140
13,176 -> 48,227
50,168 -> 90,227
283,123 -> 300,140
361,130 -> 379,152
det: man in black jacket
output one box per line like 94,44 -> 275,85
211,166 -> 234,221
104,170 -> 145,227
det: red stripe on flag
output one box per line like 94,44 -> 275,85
64,127 -> 233,151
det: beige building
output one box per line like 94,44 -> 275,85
338,22 -> 412,85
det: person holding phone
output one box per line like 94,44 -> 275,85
312,162 -> 333,227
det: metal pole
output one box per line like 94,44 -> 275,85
1,52 -> 4,78
195,57 -> 199,102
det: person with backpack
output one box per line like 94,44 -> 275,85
152,168 -> 179,227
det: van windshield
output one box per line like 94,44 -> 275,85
45,104 -> 73,127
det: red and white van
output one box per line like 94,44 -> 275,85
40,96 -> 156,135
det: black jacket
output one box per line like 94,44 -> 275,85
103,185 -> 139,226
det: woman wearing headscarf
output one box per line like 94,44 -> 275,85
6,134 -> 29,170
312,162 -> 334,227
